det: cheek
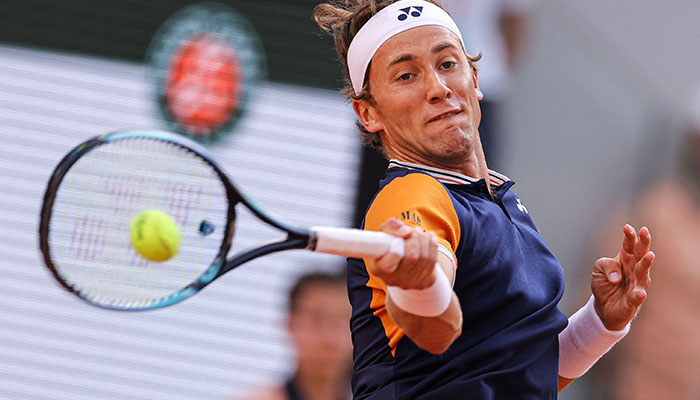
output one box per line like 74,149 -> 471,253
472,102 -> 482,125
374,87 -> 418,115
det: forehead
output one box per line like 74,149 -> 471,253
371,25 -> 463,67
293,282 -> 346,307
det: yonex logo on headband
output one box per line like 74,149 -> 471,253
346,0 -> 465,95
398,6 -> 423,21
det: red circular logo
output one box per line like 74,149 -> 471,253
164,33 -> 241,136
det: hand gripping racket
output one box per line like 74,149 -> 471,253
39,130 -> 404,311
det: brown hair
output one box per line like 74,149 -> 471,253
289,271 -> 346,313
312,0 -> 481,153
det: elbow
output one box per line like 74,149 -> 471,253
421,325 -> 462,354
422,336 -> 458,355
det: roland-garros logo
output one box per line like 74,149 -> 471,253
147,2 -> 266,141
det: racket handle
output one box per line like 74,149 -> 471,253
308,226 -> 405,259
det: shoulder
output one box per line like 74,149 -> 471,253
368,169 -> 461,251
374,170 -> 455,211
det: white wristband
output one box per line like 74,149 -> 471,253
386,263 -> 452,317
558,295 -> 630,379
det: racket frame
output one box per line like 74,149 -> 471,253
39,130 -> 311,311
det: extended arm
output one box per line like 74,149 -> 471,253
557,225 -> 654,392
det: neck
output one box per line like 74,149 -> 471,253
466,137 -> 492,191
387,140 -> 492,191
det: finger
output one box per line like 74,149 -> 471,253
423,231 -> 438,269
629,288 -> 647,306
419,231 -> 438,284
634,251 -> 655,287
595,257 -> 623,284
634,226 -> 651,261
380,218 -> 413,238
402,227 -> 428,265
375,251 -> 401,275
621,224 -> 637,256
417,229 -> 431,262
428,231 -> 438,256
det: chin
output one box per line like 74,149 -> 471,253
442,129 -> 474,154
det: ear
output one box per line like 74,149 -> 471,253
472,69 -> 484,101
352,98 -> 384,133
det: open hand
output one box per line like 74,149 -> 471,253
591,224 -> 655,331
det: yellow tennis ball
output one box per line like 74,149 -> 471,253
131,210 -> 182,262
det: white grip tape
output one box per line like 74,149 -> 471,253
386,263 -> 452,317
310,226 -> 404,259
558,295 -> 630,379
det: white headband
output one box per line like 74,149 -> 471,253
346,0 -> 465,95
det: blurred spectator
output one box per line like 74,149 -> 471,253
592,83 -> 700,400
441,0 -> 536,170
238,271 -> 352,400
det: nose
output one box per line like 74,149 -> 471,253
425,69 -> 451,103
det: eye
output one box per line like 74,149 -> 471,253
398,73 -> 413,81
440,61 -> 455,70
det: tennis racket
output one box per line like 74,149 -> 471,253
39,130 -> 404,311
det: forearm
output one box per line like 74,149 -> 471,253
384,253 -> 462,354
558,296 -> 630,391
387,291 -> 462,354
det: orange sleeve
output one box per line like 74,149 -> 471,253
365,172 -> 461,256
361,172 -> 462,355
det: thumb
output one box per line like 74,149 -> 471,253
380,218 -> 413,238
595,257 -> 622,284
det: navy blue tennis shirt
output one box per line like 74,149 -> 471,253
348,161 -> 568,399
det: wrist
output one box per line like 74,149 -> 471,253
593,297 -> 626,331
386,263 -> 452,317
558,295 -> 630,379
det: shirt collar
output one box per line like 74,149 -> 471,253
388,159 -> 510,186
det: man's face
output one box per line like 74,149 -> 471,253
288,283 -> 352,374
354,25 -> 483,168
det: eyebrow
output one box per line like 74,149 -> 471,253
388,53 -> 415,67
431,42 -> 457,54
387,42 -> 459,67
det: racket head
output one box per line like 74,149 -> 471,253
39,130 -> 239,311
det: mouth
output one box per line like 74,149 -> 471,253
428,109 -> 462,123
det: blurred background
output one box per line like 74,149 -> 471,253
1,0 -> 699,399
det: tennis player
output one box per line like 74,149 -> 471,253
313,1 -> 655,398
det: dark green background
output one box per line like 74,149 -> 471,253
0,0 -> 343,90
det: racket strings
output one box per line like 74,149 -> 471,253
48,137 -> 230,309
